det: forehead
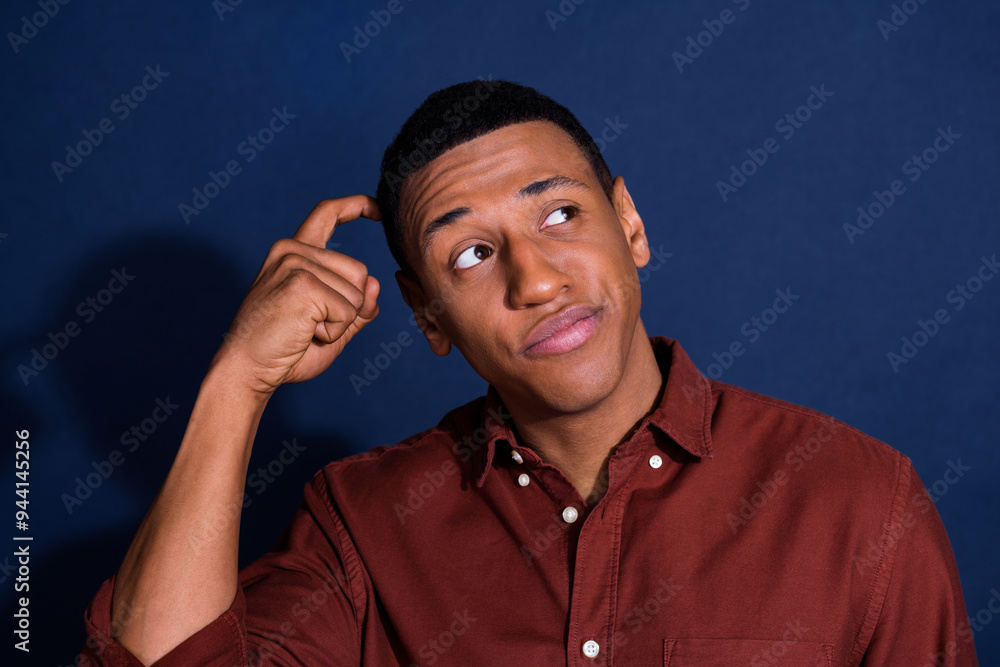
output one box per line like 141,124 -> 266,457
399,120 -> 595,238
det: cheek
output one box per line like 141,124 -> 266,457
437,293 -> 501,349
579,241 -> 641,309
438,289 -> 518,369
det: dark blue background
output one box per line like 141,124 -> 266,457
1,0 -> 997,664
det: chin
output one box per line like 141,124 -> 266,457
521,349 -> 624,414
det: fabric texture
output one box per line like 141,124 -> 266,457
80,337 -> 978,666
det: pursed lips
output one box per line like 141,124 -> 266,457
522,303 -> 602,354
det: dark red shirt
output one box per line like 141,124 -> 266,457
82,337 -> 978,666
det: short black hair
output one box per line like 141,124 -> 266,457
376,79 -> 614,279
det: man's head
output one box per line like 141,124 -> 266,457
377,79 -> 614,280
376,80 -> 654,416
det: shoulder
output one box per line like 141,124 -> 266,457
709,379 -> 912,495
308,394 -> 487,503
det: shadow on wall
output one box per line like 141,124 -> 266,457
2,234 -> 357,664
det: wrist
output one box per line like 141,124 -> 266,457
202,350 -> 274,411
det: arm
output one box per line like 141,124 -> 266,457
82,467 -> 367,666
98,196 -> 382,664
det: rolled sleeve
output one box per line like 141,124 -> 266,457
81,576 -> 246,666
80,471 -> 362,666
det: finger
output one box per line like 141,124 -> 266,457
274,253 -> 368,313
356,275 -> 380,322
260,239 -> 371,296
308,283 -> 369,344
293,195 -> 382,250
334,275 -> 380,344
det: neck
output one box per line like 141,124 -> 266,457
506,325 -> 664,505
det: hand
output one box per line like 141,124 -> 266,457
215,195 -> 382,395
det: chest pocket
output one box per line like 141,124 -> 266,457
663,638 -> 834,666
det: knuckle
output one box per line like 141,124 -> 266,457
266,237 -> 296,261
284,266 -> 316,287
275,252 -> 307,273
344,284 -> 365,310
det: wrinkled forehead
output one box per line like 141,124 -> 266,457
398,120 -> 595,245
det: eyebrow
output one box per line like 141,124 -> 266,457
419,175 -> 591,258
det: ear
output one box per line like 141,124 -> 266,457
612,176 -> 650,269
395,270 -> 452,356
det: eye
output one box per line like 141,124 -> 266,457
541,205 -> 578,228
454,244 -> 493,269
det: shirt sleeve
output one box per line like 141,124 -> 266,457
860,457 -> 979,666
79,471 -> 365,666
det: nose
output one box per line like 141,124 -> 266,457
504,236 -> 571,309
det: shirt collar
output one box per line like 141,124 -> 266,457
472,336 -> 715,487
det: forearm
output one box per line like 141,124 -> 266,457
110,355 -> 269,664
91,195 -> 379,664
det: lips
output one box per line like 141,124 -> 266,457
523,304 -> 602,355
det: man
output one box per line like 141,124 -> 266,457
82,80 -> 977,665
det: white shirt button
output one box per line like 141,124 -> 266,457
517,473 -> 530,487
511,450 -> 524,464
649,454 -> 663,469
582,639 -> 600,658
562,506 -> 579,523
